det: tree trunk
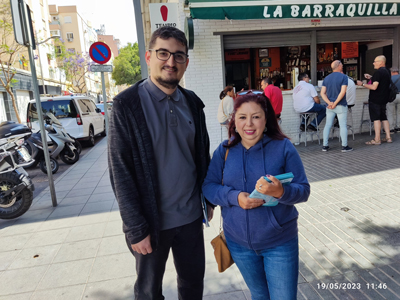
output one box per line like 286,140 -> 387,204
8,89 -> 21,123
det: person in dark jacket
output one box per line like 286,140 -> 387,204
203,91 -> 310,300
108,27 -> 212,300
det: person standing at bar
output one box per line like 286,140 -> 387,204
357,55 -> 392,144
320,60 -> 353,152
261,77 -> 283,118
386,67 -> 400,133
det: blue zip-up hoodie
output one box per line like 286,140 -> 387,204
202,136 -> 310,251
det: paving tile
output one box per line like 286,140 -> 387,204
83,276 -> 135,300
81,201 -> 114,214
65,187 -> 96,198
31,284 -> 85,300
203,291 -> 247,300
0,265 -> 48,296
97,235 -> 128,256
37,258 -> 93,290
356,269 -> 396,300
9,244 -> 60,269
0,250 -> 20,271
53,239 -> 101,263
297,282 -> 324,300
24,228 -> 70,248
87,192 -> 115,203
0,234 -> 31,252
74,212 -> 110,226
0,292 -> 33,300
37,216 -> 78,232
65,222 -> 107,242
88,252 -> 135,283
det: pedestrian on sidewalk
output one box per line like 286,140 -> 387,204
108,27 -> 213,300
357,55 -> 392,144
203,91 -> 310,300
261,77 -> 283,119
321,60 -> 353,152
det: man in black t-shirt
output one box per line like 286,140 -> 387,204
357,55 -> 392,144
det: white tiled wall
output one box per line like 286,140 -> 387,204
178,0 -> 399,152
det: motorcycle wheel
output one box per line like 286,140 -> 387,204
0,172 -> 33,219
60,148 -> 79,165
73,140 -> 82,155
40,158 -> 59,174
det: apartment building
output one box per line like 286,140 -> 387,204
48,5 -> 101,99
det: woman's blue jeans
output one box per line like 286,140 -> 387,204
226,236 -> 299,300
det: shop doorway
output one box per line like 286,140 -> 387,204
225,62 -> 251,92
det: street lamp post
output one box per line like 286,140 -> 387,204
36,32 -> 60,96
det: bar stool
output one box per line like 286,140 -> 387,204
359,101 -> 373,135
297,112 -> 320,146
330,106 -> 355,141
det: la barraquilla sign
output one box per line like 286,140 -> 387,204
189,2 -> 399,20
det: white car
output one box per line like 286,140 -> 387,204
26,96 -> 106,146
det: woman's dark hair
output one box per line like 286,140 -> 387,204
219,86 -> 233,100
226,92 -> 288,148
149,27 -> 188,54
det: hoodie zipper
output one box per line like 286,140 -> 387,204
243,148 -> 254,250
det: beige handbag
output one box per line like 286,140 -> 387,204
210,149 -> 234,273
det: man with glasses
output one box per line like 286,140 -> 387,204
357,55 -> 392,144
293,73 -> 326,131
108,27 -> 212,300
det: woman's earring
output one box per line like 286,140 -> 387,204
264,127 -> 268,133
235,128 -> 238,133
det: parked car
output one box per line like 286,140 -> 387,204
26,96 -> 106,147
95,102 -> 113,115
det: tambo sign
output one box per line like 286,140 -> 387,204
149,3 -> 180,33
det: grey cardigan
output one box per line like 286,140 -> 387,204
108,79 -> 210,249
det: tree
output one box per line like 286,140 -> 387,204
55,44 -> 94,94
112,42 -> 141,86
0,0 -> 27,123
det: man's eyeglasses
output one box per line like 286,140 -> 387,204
149,49 -> 188,64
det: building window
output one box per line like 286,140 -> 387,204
55,46 -> 61,55
66,32 -> 74,42
50,30 -> 60,37
64,16 -> 72,23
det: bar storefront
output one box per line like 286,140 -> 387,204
184,0 -> 400,148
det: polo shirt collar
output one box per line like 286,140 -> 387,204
146,77 -> 180,102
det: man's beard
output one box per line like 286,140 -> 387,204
154,66 -> 180,89
154,75 -> 180,90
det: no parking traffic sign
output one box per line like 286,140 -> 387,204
89,42 -> 112,64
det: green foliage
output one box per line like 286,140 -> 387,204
112,42 -> 141,85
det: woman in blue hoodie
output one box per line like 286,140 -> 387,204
203,91 -> 310,300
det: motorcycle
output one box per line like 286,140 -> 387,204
28,113 -> 80,174
0,121 -> 35,219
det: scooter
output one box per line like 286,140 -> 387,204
0,121 -> 35,219
29,113 -> 79,174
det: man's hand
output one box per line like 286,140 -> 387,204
207,205 -> 214,222
327,102 -> 334,109
356,80 -> 363,86
238,192 -> 264,210
364,73 -> 372,80
131,235 -> 152,255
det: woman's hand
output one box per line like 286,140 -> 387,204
255,175 -> 284,199
238,192 -> 265,210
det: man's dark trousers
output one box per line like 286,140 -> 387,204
127,217 -> 205,300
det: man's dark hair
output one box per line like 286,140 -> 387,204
261,77 -> 273,85
298,73 -> 309,81
149,27 -> 188,54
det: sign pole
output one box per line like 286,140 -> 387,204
20,2 -> 57,206
101,72 -> 109,134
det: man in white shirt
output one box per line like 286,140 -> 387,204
293,73 -> 326,131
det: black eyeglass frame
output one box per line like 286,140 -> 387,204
148,49 -> 189,64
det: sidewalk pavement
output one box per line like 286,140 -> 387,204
0,133 -> 399,300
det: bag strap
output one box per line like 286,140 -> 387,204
393,76 -> 400,85
220,148 -> 229,232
